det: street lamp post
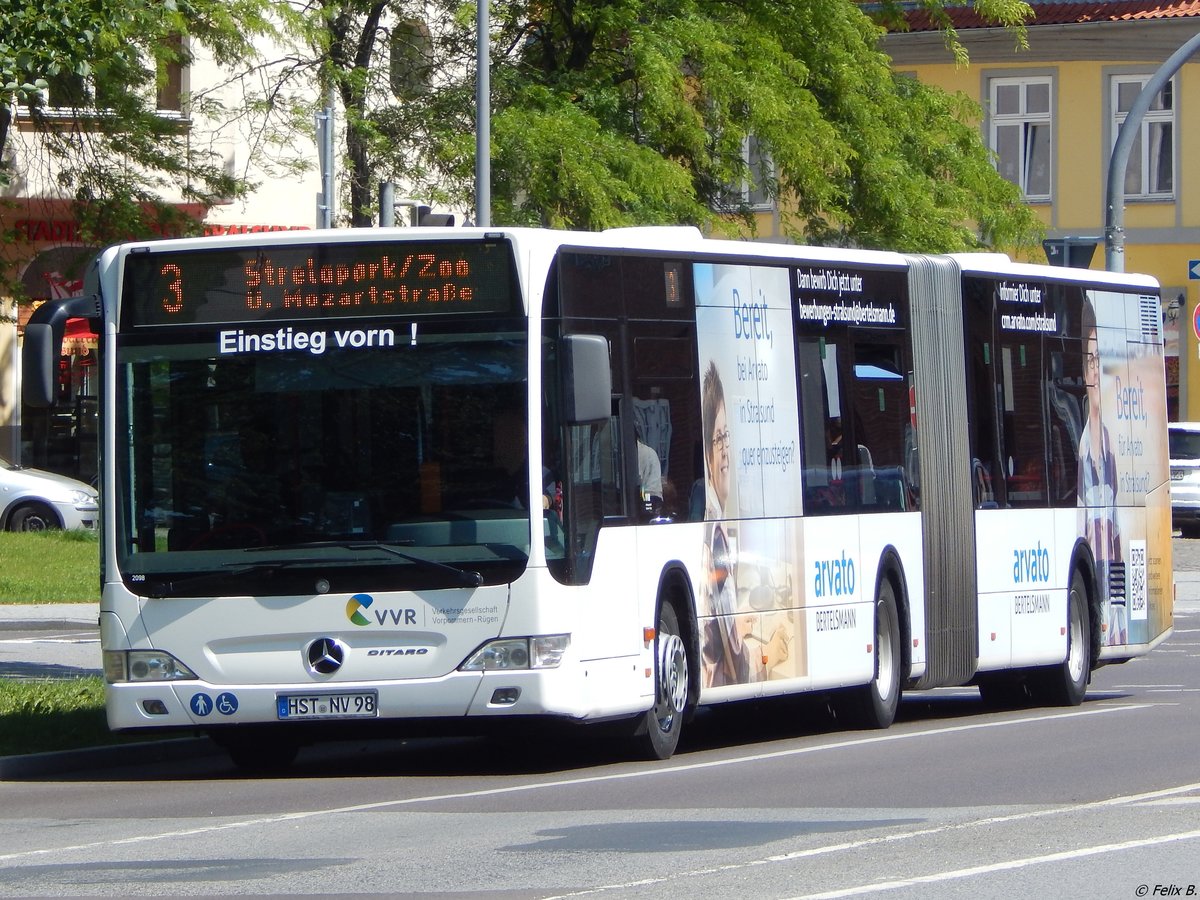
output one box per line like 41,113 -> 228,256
1105,31 -> 1200,272
476,1 -> 491,227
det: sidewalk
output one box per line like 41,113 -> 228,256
0,602 -> 99,630
0,602 -> 215,779
1176,570 -> 1200,600
0,602 -> 101,680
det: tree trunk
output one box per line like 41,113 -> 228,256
0,104 -> 10,172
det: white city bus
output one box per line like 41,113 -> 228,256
23,227 -> 1174,769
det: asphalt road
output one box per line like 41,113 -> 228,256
0,603 -> 1197,899
0,609 -> 98,680
0,541 -> 1199,898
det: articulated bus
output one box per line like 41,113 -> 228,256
23,227 -> 1173,768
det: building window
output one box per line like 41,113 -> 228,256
43,71 -> 91,111
19,45 -> 185,119
1112,75 -> 1174,200
988,76 -> 1052,201
717,135 -> 774,212
157,35 -> 186,115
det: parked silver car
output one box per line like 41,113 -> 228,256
0,456 -> 98,531
1169,422 -> 1200,538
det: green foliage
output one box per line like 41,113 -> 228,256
0,0 -> 274,246
0,531 -> 99,604
342,0 -> 1040,251
3,0 -> 1042,254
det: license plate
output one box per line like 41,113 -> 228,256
277,691 -> 378,720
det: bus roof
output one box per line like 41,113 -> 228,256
101,226 -> 1160,290
949,251 -> 1160,290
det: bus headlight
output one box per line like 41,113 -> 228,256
104,650 -> 198,683
460,635 -> 570,671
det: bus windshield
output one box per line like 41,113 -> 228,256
116,324 -> 531,595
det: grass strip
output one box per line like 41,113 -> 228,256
0,676 -> 138,757
0,530 -> 99,604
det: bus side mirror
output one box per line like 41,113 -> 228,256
562,334 -> 612,424
21,293 -> 101,408
22,323 -> 58,408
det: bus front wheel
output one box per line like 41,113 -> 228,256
631,602 -> 689,760
211,727 -> 300,774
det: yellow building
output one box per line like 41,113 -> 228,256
883,0 -> 1200,420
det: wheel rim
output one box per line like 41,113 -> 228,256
656,631 -> 688,732
1066,584 -> 1086,684
21,515 -> 48,532
876,599 -> 897,703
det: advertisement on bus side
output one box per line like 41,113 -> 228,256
693,263 -> 807,688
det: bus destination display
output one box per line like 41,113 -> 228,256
121,240 -> 516,328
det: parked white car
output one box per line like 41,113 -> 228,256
0,456 -> 98,531
1169,422 -> 1200,538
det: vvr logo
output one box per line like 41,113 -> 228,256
345,593 -> 419,627
346,593 -> 373,626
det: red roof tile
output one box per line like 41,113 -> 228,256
902,0 -> 1200,31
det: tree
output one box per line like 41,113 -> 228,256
0,0 -> 276,251
304,0 -> 1040,252
3,0 -> 1041,253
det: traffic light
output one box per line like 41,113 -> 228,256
1043,237 -> 1099,268
416,205 -> 455,227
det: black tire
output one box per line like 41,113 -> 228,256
211,728 -> 300,774
1037,568 -> 1091,706
631,602 -> 690,760
977,673 -> 1035,708
843,578 -> 902,729
8,502 -> 60,532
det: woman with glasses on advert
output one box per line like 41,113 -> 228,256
1077,297 -> 1125,645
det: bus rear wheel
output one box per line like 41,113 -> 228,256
842,579 -> 902,729
631,602 -> 689,760
1037,568 -> 1091,706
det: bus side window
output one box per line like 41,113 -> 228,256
567,402 -> 625,529
998,339 -> 1048,507
798,338 -> 846,512
628,322 -> 700,525
1047,333 -> 1083,507
963,279 -> 1006,510
849,341 -> 912,512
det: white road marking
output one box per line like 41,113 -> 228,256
544,780 -> 1200,899
0,702 -> 1162,864
783,828 -> 1200,899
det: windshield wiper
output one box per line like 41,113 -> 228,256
142,557 -> 357,598
143,542 -> 484,597
365,542 -> 484,588
244,540 -> 485,588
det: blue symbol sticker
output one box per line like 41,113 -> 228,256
215,692 -> 239,716
189,693 -> 214,717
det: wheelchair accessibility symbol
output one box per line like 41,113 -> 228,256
215,692 -> 239,715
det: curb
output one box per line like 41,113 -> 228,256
0,603 -> 99,629
0,736 -> 220,780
